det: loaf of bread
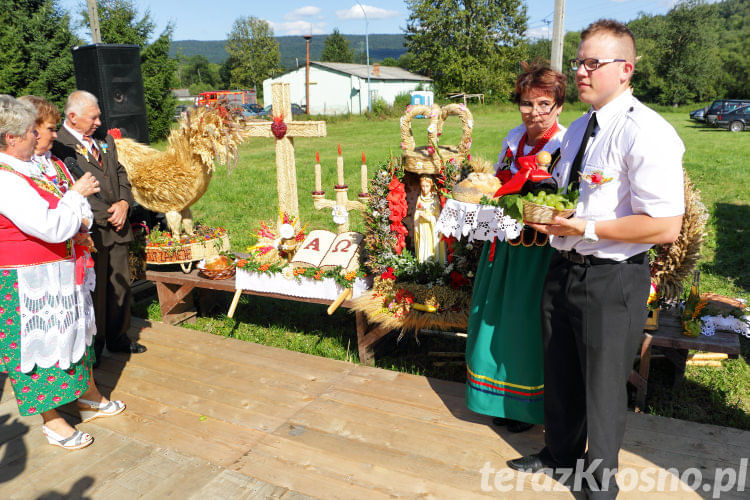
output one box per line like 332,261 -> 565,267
204,255 -> 230,270
452,172 -> 502,203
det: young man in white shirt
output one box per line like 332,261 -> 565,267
508,19 -> 685,499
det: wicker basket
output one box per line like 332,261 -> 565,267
197,263 -> 236,280
522,200 -> 575,224
145,234 -> 230,264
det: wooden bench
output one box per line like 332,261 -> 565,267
629,309 -> 741,411
145,268 -> 391,365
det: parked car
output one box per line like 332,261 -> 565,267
714,105 -> 750,132
173,105 -> 189,121
239,103 -> 264,118
256,103 -> 305,119
689,107 -> 706,122
704,99 -> 750,125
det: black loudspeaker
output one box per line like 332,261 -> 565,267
71,44 -> 150,144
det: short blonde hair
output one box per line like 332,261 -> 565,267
18,95 -> 61,125
580,19 -> 636,63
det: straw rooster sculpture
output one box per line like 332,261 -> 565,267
113,106 -> 243,237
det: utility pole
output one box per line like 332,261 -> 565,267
304,34 -> 311,115
550,0 -> 566,72
355,2 -> 371,113
87,0 -> 102,43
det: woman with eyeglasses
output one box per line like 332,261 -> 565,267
465,62 -> 566,433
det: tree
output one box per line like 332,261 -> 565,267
225,16 -> 282,89
87,0 -> 177,141
404,0 -> 527,100
657,0 -> 720,105
0,0 -> 79,109
716,0 -> 750,98
321,29 -> 353,63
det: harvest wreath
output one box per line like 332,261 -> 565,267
351,155 -> 480,334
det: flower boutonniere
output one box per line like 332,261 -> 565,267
75,144 -> 89,161
581,170 -> 613,187
100,143 -> 108,155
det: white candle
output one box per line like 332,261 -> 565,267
336,144 -> 345,186
360,151 -> 367,194
314,151 -> 322,192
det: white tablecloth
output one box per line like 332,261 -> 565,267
436,198 -> 522,242
235,269 -> 370,301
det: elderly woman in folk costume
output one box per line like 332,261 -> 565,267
0,95 -> 125,450
465,63 -> 567,433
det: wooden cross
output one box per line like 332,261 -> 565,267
242,82 -> 327,220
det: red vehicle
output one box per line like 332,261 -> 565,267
196,89 -> 257,109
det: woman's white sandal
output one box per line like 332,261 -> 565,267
42,425 -> 93,450
77,399 -> 126,423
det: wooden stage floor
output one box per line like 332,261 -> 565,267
1,318 -> 747,498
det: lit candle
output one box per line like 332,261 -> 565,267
336,143 -> 345,186
360,151 -> 368,194
314,151 -> 322,192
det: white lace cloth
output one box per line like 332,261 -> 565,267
16,257 -> 95,373
700,315 -> 750,338
235,269 -> 370,301
436,198 -> 523,242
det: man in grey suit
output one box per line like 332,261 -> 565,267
52,90 -> 146,361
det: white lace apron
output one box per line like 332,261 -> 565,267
436,198 -> 523,242
16,256 -> 96,373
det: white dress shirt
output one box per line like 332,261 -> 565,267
62,122 -> 99,156
550,90 -> 685,260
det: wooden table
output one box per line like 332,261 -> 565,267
629,309 -> 741,411
145,268 -> 391,365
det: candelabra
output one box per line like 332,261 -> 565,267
312,145 -> 370,233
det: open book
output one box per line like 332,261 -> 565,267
292,230 -> 363,272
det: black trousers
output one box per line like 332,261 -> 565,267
92,241 -> 132,358
539,251 -> 649,499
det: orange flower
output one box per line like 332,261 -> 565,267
345,271 -> 356,281
259,264 -> 271,272
236,258 -> 247,267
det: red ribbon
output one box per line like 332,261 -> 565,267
74,246 -> 94,285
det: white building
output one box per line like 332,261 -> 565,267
262,62 -> 433,115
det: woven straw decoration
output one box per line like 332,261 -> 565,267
401,103 -> 474,174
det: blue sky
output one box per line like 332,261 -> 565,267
59,0 -> 680,41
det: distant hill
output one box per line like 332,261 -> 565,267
171,34 -> 407,70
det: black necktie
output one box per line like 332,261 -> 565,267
568,112 -> 598,187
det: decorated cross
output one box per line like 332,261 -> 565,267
242,82 -> 327,221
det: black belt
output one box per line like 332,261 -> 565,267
557,250 -> 647,266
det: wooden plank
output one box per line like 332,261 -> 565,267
105,334 -> 351,397
75,391 -> 264,467
4,427 -> 132,499
234,447 -> 389,500
146,269 -> 356,308
651,311 -> 740,354
625,412 -> 750,449
192,469 -> 293,499
130,319 -> 356,384
285,397 -> 543,470
93,363 -> 294,433
241,433 -> 495,499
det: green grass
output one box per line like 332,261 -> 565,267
144,105 -> 749,429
